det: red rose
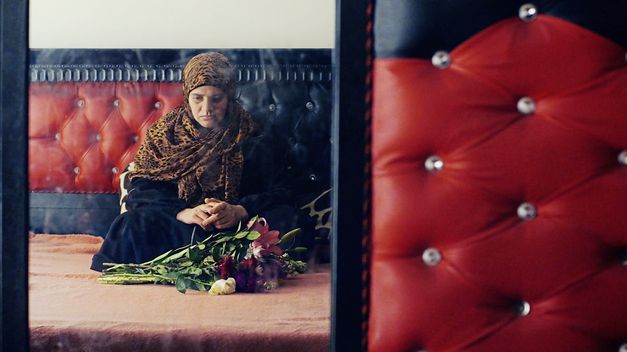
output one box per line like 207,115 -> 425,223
217,255 -> 235,279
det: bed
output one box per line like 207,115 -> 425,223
27,49 -> 333,351
29,234 -> 330,352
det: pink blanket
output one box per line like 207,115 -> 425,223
29,234 -> 330,352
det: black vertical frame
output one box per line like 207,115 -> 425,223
332,0 -> 370,351
0,0 -> 29,351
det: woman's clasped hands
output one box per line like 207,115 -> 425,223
176,198 -> 248,230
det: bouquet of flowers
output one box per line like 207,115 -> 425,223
97,216 -> 307,294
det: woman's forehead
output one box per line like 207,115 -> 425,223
189,85 -> 226,96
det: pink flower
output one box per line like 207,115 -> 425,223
247,217 -> 282,259
247,216 -> 269,233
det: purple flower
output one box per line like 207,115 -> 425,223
234,257 -> 261,292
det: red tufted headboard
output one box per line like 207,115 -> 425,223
369,2 -> 627,351
29,82 -> 183,192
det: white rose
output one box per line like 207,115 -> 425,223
209,277 -> 236,295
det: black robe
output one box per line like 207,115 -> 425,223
90,131 -> 314,271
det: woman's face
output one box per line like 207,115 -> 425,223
188,85 -> 228,129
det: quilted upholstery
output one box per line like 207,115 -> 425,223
29,82 -> 182,192
370,4 -> 626,352
28,80 -> 331,197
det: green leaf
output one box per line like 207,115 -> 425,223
187,248 -> 202,262
175,277 -> 187,294
212,246 -> 222,261
179,261 -> 193,267
214,236 -> 230,244
165,272 -> 181,280
293,247 -> 307,253
203,255 -> 215,266
234,230 -> 249,239
278,228 -> 302,245
246,231 -> 261,240
236,220 -> 242,233
188,267 -> 202,276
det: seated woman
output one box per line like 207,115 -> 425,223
91,52 -> 310,271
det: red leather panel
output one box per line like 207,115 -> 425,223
370,15 -> 627,352
29,82 -> 183,192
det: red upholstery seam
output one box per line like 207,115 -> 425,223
362,0 -> 374,350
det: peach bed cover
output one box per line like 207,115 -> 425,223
29,234 -> 330,352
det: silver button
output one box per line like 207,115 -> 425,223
517,202 -> 537,220
431,51 -> 451,69
305,101 -> 314,110
516,301 -> 531,316
268,103 -> 276,112
517,97 -> 536,115
424,155 -> 444,172
112,167 -> 119,174
95,134 -> 101,141
76,99 -> 85,107
113,99 -> 120,107
422,248 -> 441,266
519,3 -> 538,22
73,167 -> 80,175
618,150 -> 627,165
154,101 -> 162,109
309,173 -> 317,182
133,135 -> 139,143
54,132 -> 61,141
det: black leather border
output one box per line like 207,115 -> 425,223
31,48 -> 332,66
375,0 -> 627,59
332,0 -> 370,350
0,0 -> 29,350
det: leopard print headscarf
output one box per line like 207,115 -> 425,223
131,52 -> 254,207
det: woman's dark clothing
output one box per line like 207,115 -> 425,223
90,133 -> 312,272
91,178 -> 193,271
